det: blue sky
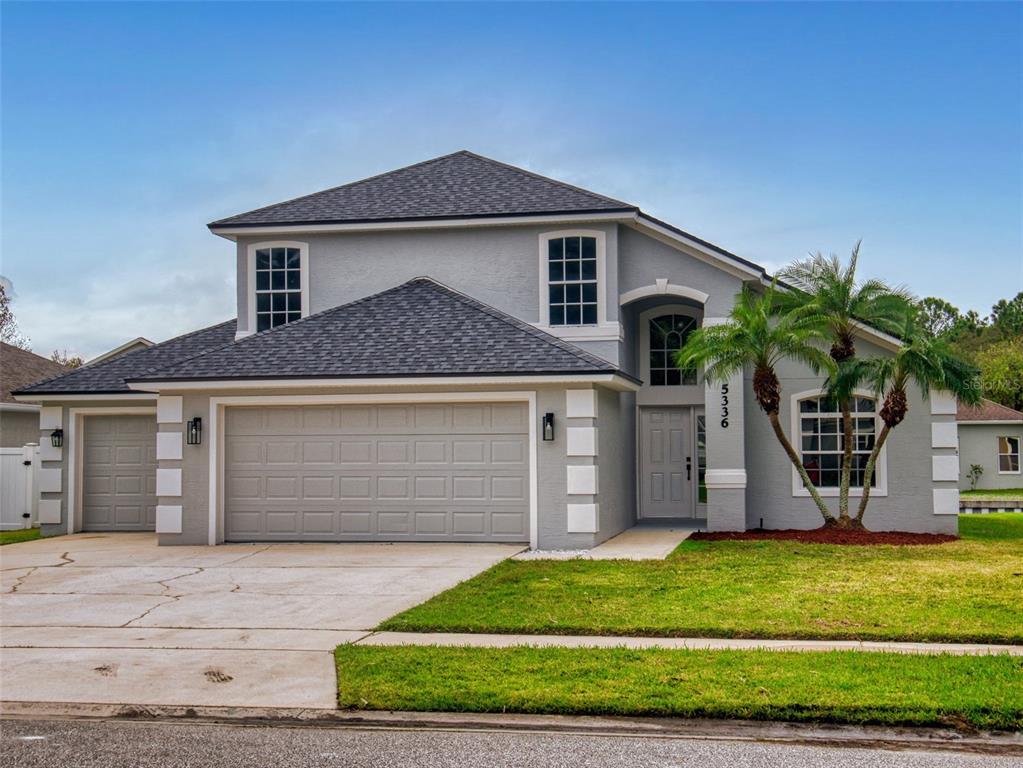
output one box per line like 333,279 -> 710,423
2,1 -> 1020,358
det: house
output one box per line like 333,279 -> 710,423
0,343 -> 68,448
12,151 -> 961,547
87,336 -> 154,366
957,399 -> 1023,491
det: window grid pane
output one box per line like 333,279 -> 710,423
799,396 -> 878,489
255,247 -> 302,330
648,315 -> 697,386
548,236 -> 597,326
998,436 -> 1020,473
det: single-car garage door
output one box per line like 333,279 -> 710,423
82,414 -> 157,531
224,403 -> 530,542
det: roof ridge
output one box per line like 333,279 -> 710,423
208,151 -> 472,227
408,277 -> 617,371
455,151 -> 635,209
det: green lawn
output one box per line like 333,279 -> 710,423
0,528 -> 41,546
961,488 -> 1023,501
379,515 -> 1023,643
335,645 -> 1023,731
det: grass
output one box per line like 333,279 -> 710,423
380,515 -> 1023,643
335,645 -> 1023,731
961,488 -> 1023,501
0,528 -> 41,546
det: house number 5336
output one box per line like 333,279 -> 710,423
720,383 -> 730,428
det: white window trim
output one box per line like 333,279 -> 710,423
242,241 -> 311,339
637,304 -> 703,390
535,230 -> 620,341
789,389 -> 888,498
997,434 -> 1022,475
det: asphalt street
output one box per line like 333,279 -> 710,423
1,718 -> 1018,768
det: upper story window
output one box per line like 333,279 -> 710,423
251,244 -> 307,332
798,395 -> 878,489
547,235 -> 598,325
998,436 -> 1021,474
649,314 -> 697,386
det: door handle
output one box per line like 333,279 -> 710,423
686,457 -> 692,481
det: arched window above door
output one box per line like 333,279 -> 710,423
649,314 -> 697,386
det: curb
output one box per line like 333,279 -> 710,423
3,701 -> 1021,755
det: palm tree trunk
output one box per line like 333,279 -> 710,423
855,424 -> 891,522
838,398 -> 854,522
767,411 -> 835,524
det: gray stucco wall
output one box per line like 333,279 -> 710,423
151,384 -> 621,549
958,423 -> 1023,490
235,223 -> 621,363
742,339 -> 956,534
595,387 -> 635,542
1,410 -> 40,448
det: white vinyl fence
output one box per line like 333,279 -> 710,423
0,444 -> 39,530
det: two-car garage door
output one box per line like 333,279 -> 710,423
223,402 -> 530,542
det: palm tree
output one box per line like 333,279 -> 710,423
678,285 -> 837,525
779,243 -> 913,524
854,316 -> 981,523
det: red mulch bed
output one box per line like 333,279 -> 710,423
690,528 -> 958,546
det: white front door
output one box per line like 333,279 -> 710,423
640,407 -> 694,519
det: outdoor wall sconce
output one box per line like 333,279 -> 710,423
542,412 -> 555,441
186,417 -> 202,446
50,429 -> 63,448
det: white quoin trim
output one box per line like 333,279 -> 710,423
156,468 -> 182,497
932,488 -> 960,515
566,465 -> 598,495
156,505 -> 183,534
157,396 -> 184,424
156,432 -> 183,461
566,427 -> 598,457
565,389 -> 598,419
566,503 -> 599,533
619,280 -> 709,306
206,391 -> 540,549
929,391 -> 958,416
705,469 -> 747,489
931,455 -> 960,482
931,422 -> 958,449
39,407 -> 62,430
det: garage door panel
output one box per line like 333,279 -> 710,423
82,415 -> 157,532
225,403 -> 529,542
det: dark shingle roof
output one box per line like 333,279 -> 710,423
209,151 -> 636,228
958,398 -> 1023,422
1,344 -> 70,403
131,279 -> 625,384
13,320 -> 237,396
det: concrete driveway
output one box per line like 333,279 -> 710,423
0,533 -> 520,710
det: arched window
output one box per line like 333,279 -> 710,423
648,314 -> 697,386
798,395 -> 878,488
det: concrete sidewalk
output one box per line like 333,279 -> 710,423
354,631 -> 1023,655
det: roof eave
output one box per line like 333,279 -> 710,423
125,372 -> 641,393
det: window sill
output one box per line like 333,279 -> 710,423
793,487 -> 888,498
532,321 -> 623,342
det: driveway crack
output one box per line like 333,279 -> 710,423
7,567 -> 38,593
121,596 -> 180,627
156,568 -> 203,596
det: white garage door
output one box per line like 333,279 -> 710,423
82,415 -> 157,531
224,402 -> 530,542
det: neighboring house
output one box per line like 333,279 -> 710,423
12,151 -> 962,546
0,343 -> 68,448
88,336 -> 154,366
957,399 -> 1023,490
